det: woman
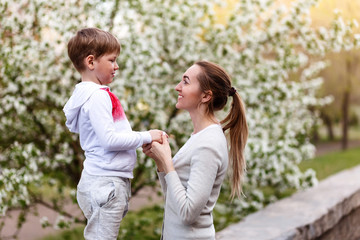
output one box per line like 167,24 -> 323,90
143,61 -> 248,239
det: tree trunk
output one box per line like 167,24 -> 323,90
341,58 -> 353,150
326,118 -> 334,141
312,125 -> 319,143
320,111 -> 335,141
341,90 -> 350,150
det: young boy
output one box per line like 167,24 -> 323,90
63,28 -> 163,240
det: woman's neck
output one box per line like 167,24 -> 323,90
189,110 -> 218,134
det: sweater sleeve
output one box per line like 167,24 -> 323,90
88,90 -> 152,150
157,171 -> 167,199
164,145 -> 222,225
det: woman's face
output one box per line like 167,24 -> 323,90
175,64 -> 204,112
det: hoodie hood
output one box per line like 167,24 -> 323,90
63,82 -> 107,133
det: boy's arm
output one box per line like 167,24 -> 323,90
88,90 -> 152,151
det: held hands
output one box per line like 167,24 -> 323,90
142,134 -> 174,173
149,129 -> 166,144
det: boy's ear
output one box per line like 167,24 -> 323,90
201,90 -> 212,103
85,55 -> 95,70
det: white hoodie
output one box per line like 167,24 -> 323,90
63,81 -> 151,178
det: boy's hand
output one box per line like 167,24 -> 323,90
149,130 -> 168,143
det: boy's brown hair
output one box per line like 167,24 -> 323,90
67,28 -> 121,72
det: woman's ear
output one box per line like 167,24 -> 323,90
85,55 -> 95,70
201,90 -> 212,104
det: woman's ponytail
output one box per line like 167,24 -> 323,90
221,92 -> 248,199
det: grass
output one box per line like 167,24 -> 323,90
299,147 -> 360,180
40,146 -> 360,240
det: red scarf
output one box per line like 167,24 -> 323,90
101,88 -> 125,122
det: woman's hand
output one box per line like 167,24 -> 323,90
142,134 -> 174,173
142,143 -> 157,160
142,139 -> 164,172
151,134 -> 174,173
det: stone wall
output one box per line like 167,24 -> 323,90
216,165 -> 360,240
317,206 -> 360,240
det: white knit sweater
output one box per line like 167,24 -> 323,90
158,124 -> 229,240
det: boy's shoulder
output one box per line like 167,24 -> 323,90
70,82 -> 109,105
84,84 -> 110,101
75,82 -> 107,95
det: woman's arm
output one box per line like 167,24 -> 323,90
164,145 -> 222,225
150,137 -> 223,225
157,171 -> 168,198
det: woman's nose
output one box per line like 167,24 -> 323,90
175,82 -> 181,91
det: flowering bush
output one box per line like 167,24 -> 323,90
0,0 -> 359,236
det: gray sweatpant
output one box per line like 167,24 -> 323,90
77,170 -> 131,240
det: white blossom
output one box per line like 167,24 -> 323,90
1,0 -> 359,233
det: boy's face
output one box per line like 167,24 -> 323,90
93,52 -> 119,85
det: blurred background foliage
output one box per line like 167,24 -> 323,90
1,0 -> 360,239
